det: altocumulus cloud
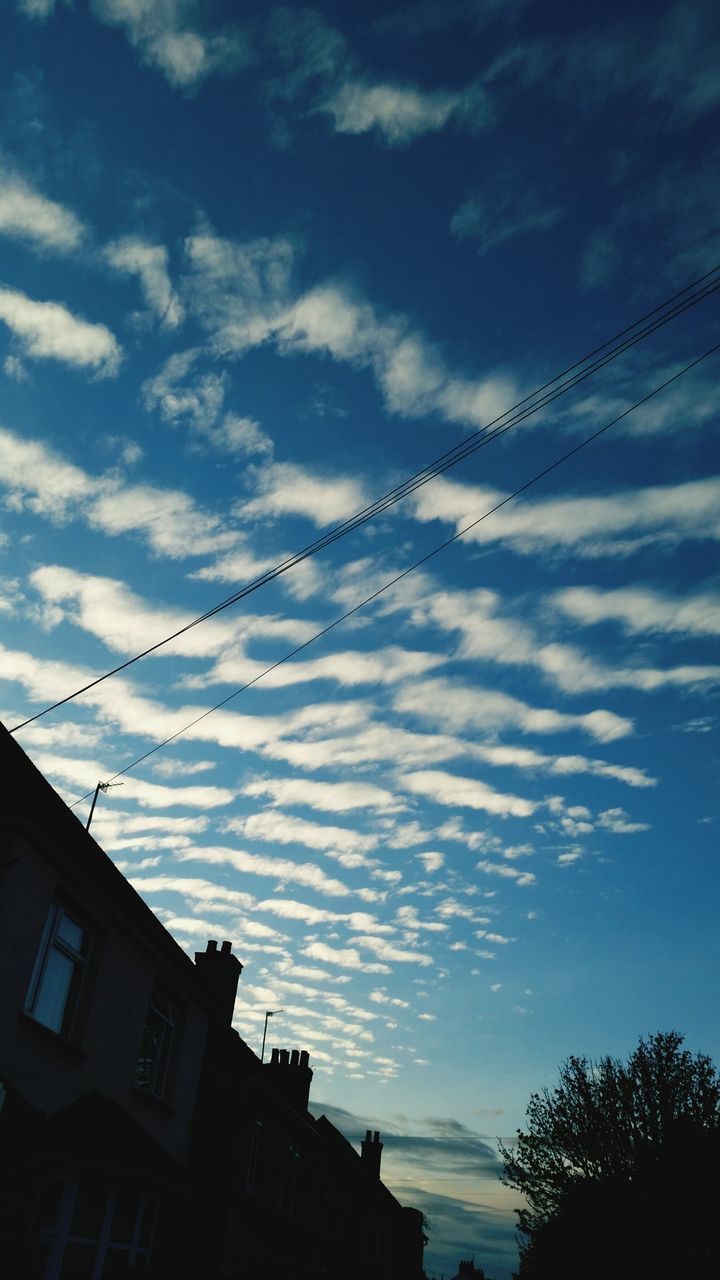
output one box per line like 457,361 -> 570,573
0,169 -> 86,253
0,288 -> 121,375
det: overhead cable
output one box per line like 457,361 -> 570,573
65,339 -> 720,812
10,262 -> 720,734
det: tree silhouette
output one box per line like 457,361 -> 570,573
500,1032 -> 720,1278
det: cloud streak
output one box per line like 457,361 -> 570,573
0,288 -> 121,375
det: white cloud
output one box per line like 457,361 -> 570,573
237,460 -> 368,527
191,546 -> 281,584
537,643 -> 720,695
130,874 -> 255,912
0,426 -> 96,520
322,78 -> 490,145
553,584 -> 720,638
175,845 -> 352,898
201,645 -> 445,695
106,237 -> 184,328
0,427 -> 233,558
142,350 -> 272,456
28,564 -> 241,657
451,185 -> 562,255
183,232 -> 519,434
412,474 -> 720,557
3,354 -> 28,381
302,941 -> 391,974
597,807 -> 650,834
217,414 -> 274,457
142,348 -> 225,429
401,769 -> 536,818
369,989 -> 409,1008
28,750 -> 234,811
242,776 -> 404,815
90,811 -> 210,838
0,288 -> 121,375
0,170 -> 86,252
227,810 -> 378,858
87,481 -> 237,558
416,851 -> 445,873
90,0 -> 251,90
17,0 -> 60,16
354,935 -> 433,966
184,230 -> 295,353
395,906 -> 447,933
394,678 -> 632,743
409,586 -> 536,666
255,898 -> 344,927
475,860 -> 536,887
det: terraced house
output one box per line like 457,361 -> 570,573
0,724 -> 426,1280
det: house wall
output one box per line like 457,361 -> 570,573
0,826 -> 209,1165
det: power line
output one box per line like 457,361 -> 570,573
9,263 -> 720,735
65,340 -> 720,813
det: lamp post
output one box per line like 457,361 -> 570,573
261,1009 -> 283,1062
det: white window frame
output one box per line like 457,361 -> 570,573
39,1179 -> 157,1280
247,1118 -> 263,1191
25,904 -> 90,1039
134,990 -> 177,1099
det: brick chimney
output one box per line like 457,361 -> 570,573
360,1128 -> 383,1177
264,1047 -> 313,1114
194,939 -> 243,1024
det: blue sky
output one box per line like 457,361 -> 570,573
1,1 -> 719,1274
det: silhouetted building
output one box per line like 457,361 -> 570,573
0,724 -> 426,1278
451,1261 -> 489,1280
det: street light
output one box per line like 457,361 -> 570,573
261,1009 -> 283,1062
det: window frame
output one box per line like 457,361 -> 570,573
134,989 -> 178,1101
24,903 -> 91,1040
37,1178 -> 157,1280
246,1118 -> 263,1192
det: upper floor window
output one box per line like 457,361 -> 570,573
134,991 -> 177,1098
25,904 -> 90,1038
247,1118 -> 263,1192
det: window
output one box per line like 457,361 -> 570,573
134,991 -> 176,1098
279,1146 -> 300,1216
36,1178 -> 157,1279
246,1119 -> 263,1192
25,905 -> 90,1038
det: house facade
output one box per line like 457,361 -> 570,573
0,724 -> 426,1279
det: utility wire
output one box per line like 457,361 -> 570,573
9,264 -> 720,736
66,340 -> 720,813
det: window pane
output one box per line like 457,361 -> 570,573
59,1242 -> 96,1280
70,1182 -> 107,1239
110,1191 -> 139,1245
135,1003 -> 172,1096
34,948 -> 74,1033
104,1248 -> 135,1278
56,912 -> 85,954
38,1177 -> 64,1228
137,1198 -> 156,1249
151,993 -> 174,1024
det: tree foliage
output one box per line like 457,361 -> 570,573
500,1032 -> 720,1277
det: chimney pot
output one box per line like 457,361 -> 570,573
194,938 -> 242,1024
264,1045 -> 313,1113
361,1127 -> 383,1177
